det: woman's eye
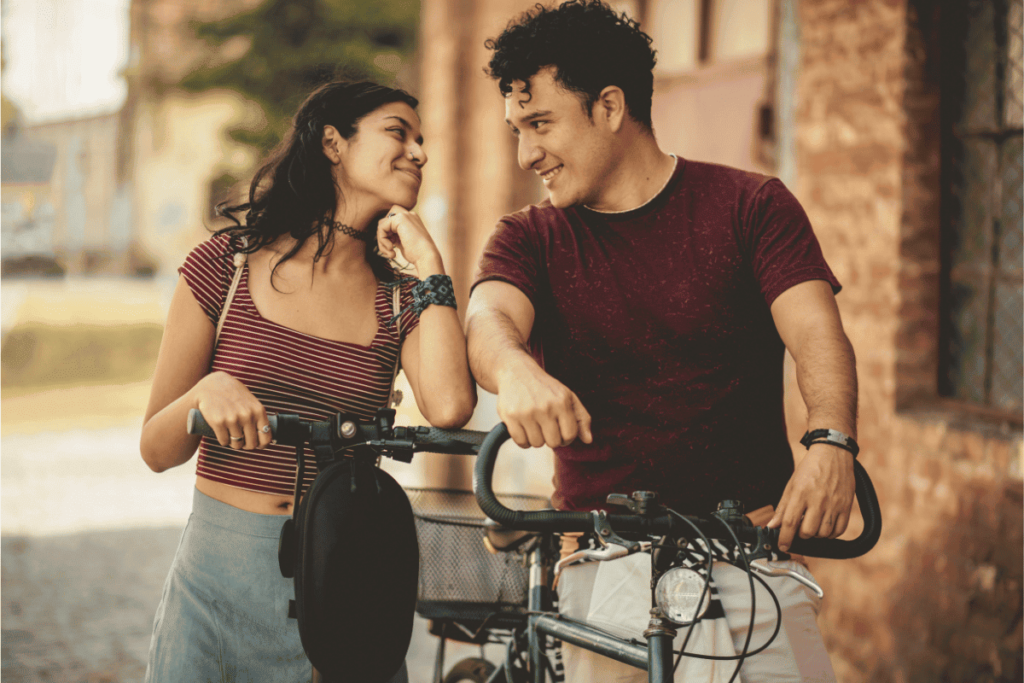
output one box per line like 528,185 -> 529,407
388,127 -> 405,139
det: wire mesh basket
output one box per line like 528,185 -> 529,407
405,487 -> 550,624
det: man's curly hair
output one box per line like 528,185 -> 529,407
485,0 -> 657,129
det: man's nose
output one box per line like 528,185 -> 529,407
518,138 -> 543,171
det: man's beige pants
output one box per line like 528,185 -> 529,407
557,553 -> 836,683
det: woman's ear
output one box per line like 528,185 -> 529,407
322,125 -> 343,164
595,86 -> 626,133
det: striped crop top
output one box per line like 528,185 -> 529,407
179,234 -> 420,496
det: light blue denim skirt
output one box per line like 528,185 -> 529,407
145,488 -> 411,683
144,488 -> 312,682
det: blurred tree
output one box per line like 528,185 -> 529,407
182,0 -> 418,153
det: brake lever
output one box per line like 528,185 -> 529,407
748,559 -> 824,599
550,510 -> 651,582
553,540 -> 653,582
592,510 -> 641,551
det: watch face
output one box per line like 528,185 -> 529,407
826,429 -> 848,445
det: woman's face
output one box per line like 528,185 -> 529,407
332,101 -> 427,214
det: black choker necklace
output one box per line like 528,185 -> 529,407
331,220 -> 370,240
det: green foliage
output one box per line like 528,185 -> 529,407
182,0 -> 419,153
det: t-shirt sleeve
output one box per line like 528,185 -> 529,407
178,235 -> 234,325
471,214 -> 543,305
743,179 -> 841,306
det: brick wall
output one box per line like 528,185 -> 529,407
794,2 -> 1023,681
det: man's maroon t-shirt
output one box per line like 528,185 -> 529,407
472,158 -> 841,515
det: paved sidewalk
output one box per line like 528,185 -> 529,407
2,527 -> 182,683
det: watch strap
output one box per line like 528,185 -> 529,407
800,428 -> 859,458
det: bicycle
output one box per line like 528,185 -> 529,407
445,423 -> 884,683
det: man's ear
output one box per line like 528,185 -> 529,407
322,125 -> 343,164
594,86 -> 627,133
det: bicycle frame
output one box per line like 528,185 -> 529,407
484,543 -> 677,683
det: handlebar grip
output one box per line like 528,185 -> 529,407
414,428 -> 487,455
780,459 -> 882,559
186,409 -> 216,438
186,409 -> 279,440
474,423 -> 593,531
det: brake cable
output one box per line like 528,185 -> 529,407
663,508 -> 714,673
658,509 -> 783,670
715,515 -> 754,683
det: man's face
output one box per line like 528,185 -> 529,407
504,67 -> 615,209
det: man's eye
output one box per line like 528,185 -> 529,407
532,121 -> 547,130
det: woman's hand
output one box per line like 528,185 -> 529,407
377,206 -> 444,277
190,371 -> 273,451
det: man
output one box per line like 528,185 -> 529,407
466,1 -> 857,681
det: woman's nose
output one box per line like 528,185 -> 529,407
410,142 -> 427,167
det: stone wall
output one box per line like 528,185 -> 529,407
794,2 -> 1023,681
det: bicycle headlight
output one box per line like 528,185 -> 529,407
655,567 -> 710,625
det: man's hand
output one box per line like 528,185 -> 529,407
496,356 -> 593,449
468,280 -> 593,449
766,444 -> 856,552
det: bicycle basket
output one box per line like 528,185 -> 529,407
404,488 -> 549,624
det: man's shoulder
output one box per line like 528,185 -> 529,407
678,158 -> 777,198
499,198 -> 566,231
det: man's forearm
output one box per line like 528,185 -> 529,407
466,307 -> 538,395
793,331 -> 858,438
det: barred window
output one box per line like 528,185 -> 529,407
941,0 -> 1023,417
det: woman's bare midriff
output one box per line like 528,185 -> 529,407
196,477 -> 295,515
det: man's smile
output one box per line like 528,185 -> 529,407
539,164 -> 563,184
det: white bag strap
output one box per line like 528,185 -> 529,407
215,251 -> 247,346
389,284 -> 403,407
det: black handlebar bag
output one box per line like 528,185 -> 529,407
279,453 -> 419,682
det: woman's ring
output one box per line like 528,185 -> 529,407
230,435 -> 244,441
260,425 -> 271,434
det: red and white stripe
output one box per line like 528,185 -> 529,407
179,235 -> 418,496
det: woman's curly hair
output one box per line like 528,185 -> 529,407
485,0 -> 657,129
215,81 -> 418,284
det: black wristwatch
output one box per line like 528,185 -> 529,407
800,429 -> 859,458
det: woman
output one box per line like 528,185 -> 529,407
140,81 -> 476,682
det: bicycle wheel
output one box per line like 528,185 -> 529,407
443,657 -> 497,683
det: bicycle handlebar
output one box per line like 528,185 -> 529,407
185,408 -> 484,457
472,423 -> 883,560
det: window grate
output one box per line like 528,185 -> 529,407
941,0 -> 1023,416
